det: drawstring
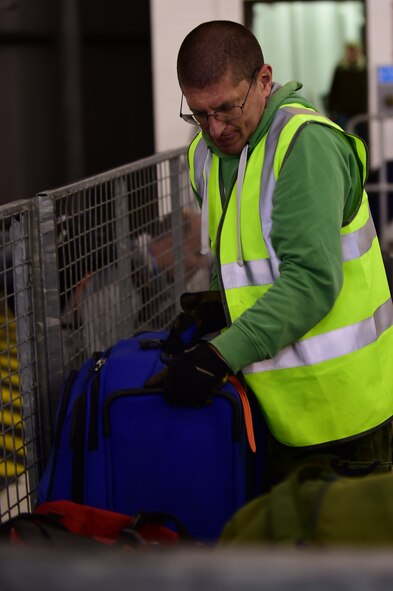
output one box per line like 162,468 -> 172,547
200,149 -> 212,255
200,143 -> 248,266
236,144 -> 249,267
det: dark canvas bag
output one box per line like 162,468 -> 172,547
220,460 -> 393,547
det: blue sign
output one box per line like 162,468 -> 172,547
378,65 -> 393,84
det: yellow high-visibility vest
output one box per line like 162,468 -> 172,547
188,105 -> 393,447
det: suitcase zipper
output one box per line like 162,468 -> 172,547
52,353 -> 101,451
45,357 -> 99,500
45,370 -> 78,501
70,391 -> 88,504
53,370 -> 78,450
69,352 -> 108,502
87,373 -> 101,451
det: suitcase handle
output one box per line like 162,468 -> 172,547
102,385 -> 253,451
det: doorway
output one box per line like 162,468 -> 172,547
244,0 -> 366,114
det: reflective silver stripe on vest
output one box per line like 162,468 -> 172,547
221,258 -> 274,288
243,297 -> 393,373
260,108 -> 294,280
283,106 -> 330,118
221,211 -> 376,289
259,107 -> 376,277
193,138 -> 209,197
342,212 -> 376,261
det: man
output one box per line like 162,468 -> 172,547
327,42 -> 368,130
163,20 -> 393,486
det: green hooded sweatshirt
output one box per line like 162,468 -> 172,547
192,81 -> 364,372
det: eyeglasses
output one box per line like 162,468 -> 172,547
179,67 -> 261,127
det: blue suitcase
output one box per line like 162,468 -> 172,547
38,331 -> 267,542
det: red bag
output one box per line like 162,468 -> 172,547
1,500 -> 195,549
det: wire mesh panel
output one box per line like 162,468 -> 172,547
0,201 -> 42,522
0,147 -> 210,521
38,148 -> 211,423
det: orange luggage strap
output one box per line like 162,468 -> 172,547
227,375 -> 256,453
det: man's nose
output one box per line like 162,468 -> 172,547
207,116 -> 227,137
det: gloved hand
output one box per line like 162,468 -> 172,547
163,342 -> 232,407
161,311 -> 199,357
180,290 -> 227,336
161,291 -> 227,357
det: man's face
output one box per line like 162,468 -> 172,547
182,65 -> 272,156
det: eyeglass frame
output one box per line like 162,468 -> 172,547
179,66 -> 261,126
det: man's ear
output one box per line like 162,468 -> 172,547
259,64 -> 273,96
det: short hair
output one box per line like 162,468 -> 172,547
177,20 -> 264,89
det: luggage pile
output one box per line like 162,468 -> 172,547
4,327 -> 392,550
3,329 -> 267,548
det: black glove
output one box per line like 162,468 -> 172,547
163,342 -> 232,407
180,291 -> 227,336
162,291 -> 227,357
161,312 -> 199,357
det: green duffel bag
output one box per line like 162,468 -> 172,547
219,459 -> 393,547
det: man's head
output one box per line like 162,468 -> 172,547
343,42 -> 364,67
177,20 -> 272,155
